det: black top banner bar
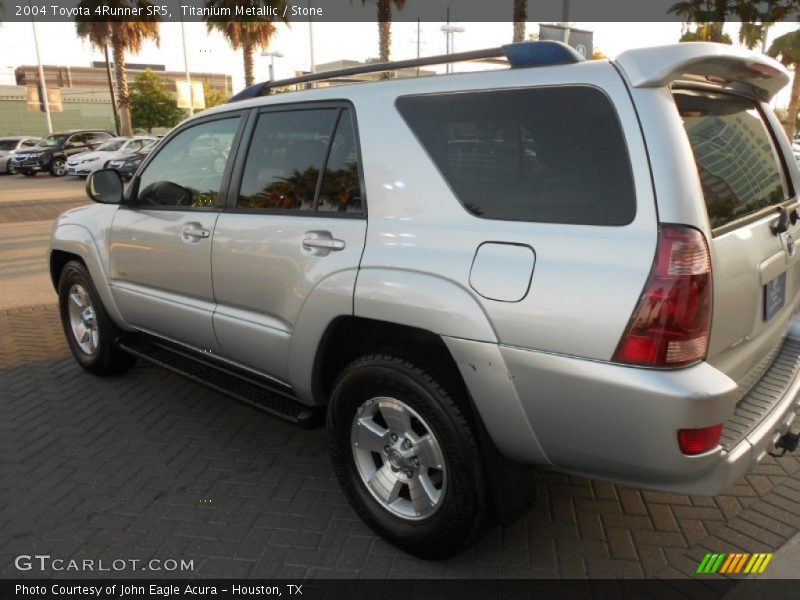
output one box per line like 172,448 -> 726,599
3,0 -> 800,23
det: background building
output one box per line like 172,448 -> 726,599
15,64 -> 232,94
0,85 -> 114,136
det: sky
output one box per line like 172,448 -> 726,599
0,20 -> 797,105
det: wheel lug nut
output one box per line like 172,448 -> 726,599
405,470 -> 413,478
403,439 -> 412,449
412,457 -> 419,466
383,446 -> 389,454
390,433 -> 398,442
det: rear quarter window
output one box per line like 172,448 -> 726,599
396,86 -> 637,226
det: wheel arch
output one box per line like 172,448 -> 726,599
50,223 -> 130,330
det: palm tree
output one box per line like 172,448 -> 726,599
512,0 -> 527,42
76,1 -> 160,136
205,0 -> 287,88
363,0 -> 406,77
768,30 -> 800,139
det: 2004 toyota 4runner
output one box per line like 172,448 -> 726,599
50,41 -> 800,558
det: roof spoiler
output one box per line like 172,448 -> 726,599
614,42 -> 789,102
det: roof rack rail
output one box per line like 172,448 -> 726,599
227,40 -> 584,103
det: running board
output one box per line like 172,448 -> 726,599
117,334 -> 323,428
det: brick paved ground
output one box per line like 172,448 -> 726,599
0,306 -> 799,584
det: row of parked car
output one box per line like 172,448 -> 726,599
0,129 -> 160,181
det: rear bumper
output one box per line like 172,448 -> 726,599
445,333 -> 800,496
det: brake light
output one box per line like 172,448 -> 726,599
613,225 -> 712,368
678,424 -> 723,455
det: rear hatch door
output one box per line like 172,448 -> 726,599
672,88 -> 800,389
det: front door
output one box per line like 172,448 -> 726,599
108,115 -> 243,351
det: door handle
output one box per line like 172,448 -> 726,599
302,235 -> 345,251
182,225 -> 210,239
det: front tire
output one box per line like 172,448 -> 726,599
58,261 -> 136,375
49,158 -> 66,177
327,351 -> 489,559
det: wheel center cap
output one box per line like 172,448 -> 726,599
388,448 -> 405,469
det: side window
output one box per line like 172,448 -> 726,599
137,117 -> 240,209
396,87 -> 637,226
317,110 -> 363,214
127,140 -> 143,152
238,109 -> 337,211
22,139 -> 37,148
68,134 -> 87,148
89,133 -> 108,145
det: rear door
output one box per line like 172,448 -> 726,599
674,89 -> 800,383
211,103 -> 367,382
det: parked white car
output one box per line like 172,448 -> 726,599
0,136 -> 40,174
66,136 -> 155,176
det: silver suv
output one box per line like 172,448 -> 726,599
50,41 -> 800,558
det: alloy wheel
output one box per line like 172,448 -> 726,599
350,396 -> 447,520
67,284 -> 99,355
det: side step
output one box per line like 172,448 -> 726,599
118,334 -> 323,428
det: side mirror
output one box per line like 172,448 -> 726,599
86,168 -> 124,204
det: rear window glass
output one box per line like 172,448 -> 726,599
396,86 -> 636,226
675,90 -> 790,230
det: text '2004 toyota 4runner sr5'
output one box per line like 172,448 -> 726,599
50,41 -> 800,558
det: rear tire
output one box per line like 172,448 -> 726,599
327,350 -> 489,559
58,260 -> 136,375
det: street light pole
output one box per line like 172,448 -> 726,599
262,50 -> 284,81
181,19 -> 193,116
30,10 -> 52,133
308,0 -> 316,82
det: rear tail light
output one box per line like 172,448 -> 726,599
613,225 -> 713,368
678,424 -> 723,455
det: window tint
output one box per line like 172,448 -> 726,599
318,110 -> 363,214
238,109 -> 336,211
137,117 -> 239,208
674,90 -> 789,230
68,134 -> 88,146
396,87 -> 636,225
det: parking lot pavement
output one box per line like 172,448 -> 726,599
0,174 -> 88,309
1,178 -> 800,584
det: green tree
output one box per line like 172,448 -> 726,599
768,30 -> 800,139
130,69 -> 185,132
671,0 -> 796,44
205,0 -> 287,87
679,23 -> 732,43
203,82 -> 228,109
75,1 -> 160,136
362,0 -> 406,77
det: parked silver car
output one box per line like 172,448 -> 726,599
0,136 -> 39,174
49,41 -> 800,557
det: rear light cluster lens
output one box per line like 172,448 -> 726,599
613,225 -> 713,368
677,424 -> 723,455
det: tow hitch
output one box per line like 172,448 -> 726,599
769,431 -> 800,457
